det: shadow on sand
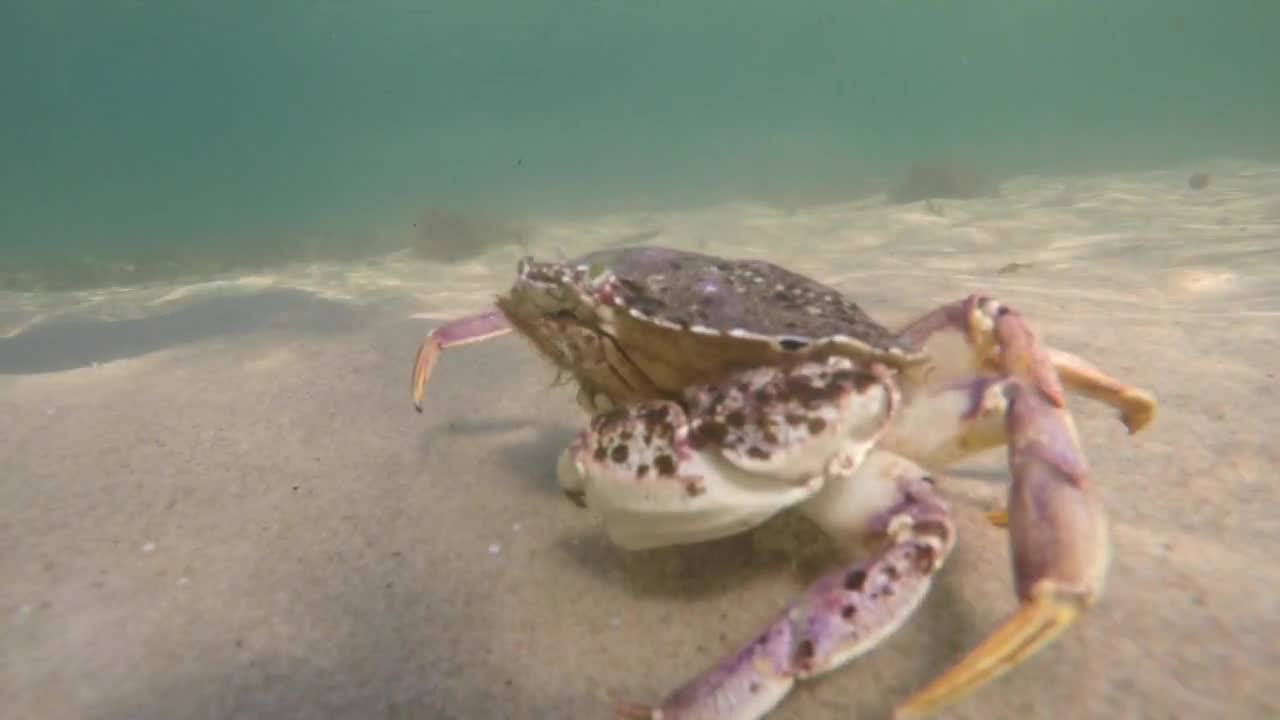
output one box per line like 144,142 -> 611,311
0,289 -> 376,374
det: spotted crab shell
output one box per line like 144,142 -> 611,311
497,245 -> 928,408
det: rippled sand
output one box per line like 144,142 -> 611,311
2,160 -> 1277,719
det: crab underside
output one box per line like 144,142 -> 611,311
409,246 -> 1157,720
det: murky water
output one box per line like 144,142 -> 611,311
2,3 -> 1278,720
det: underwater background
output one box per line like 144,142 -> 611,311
2,0 -> 1277,290
5,5 -> 1280,719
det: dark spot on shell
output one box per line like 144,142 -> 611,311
610,444 -> 629,464
840,604 -> 856,620
796,639 -> 815,663
845,569 -> 867,591
806,417 -> 827,435
749,681 -> 761,694
641,405 -> 670,427
637,464 -> 650,478
785,413 -> 807,427
654,454 -> 677,476
685,481 -> 705,497
922,475 -> 936,485
725,410 -> 747,428
746,446 -> 770,461
912,544 -> 937,573
779,337 -> 808,351
694,421 -> 728,446
593,446 -> 608,462
883,565 -> 900,581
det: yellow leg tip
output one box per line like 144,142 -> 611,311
985,508 -> 1009,527
411,336 -> 442,412
1120,389 -> 1158,434
893,596 -> 1081,719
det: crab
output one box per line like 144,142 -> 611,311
409,246 -> 1157,720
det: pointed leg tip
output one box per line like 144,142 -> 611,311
985,508 -> 1009,527
410,337 -> 442,413
1121,391 -> 1157,434
893,596 -> 1082,719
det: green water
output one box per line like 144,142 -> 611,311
2,1 -> 1277,290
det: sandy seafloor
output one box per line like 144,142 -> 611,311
3,161 -> 1279,720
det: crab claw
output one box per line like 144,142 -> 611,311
410,309 -> 512,411
894,366 -> 1109,718
897,294 -> 1157,436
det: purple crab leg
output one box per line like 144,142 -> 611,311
609,299 -> 1129,720
893,304 -> 1113,719
612,460 -> 956,720
411,308 -> 512,411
